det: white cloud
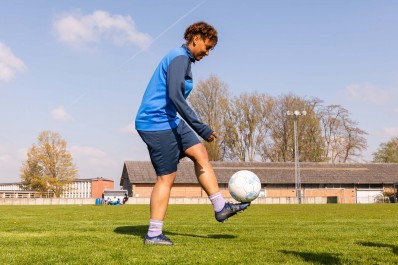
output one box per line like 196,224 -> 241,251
384,127 -> 398,137
51,106 -> 73,122
0,146 -> 27,162
0,146 -> 27,182
0,154 -> 13,162
345,84 -> 391,105
70,145 -> 118,178
53,10 -> 152,49
70,146 -> 107,158
0,42 -> 27,82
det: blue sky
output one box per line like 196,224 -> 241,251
1,0 -> 397,183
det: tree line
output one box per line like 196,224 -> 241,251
189,75 -> 368,163
19,76 -> 397,196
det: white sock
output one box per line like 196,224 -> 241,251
147,219 -> 163,237
209,192 -> 226,212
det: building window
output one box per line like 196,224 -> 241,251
357,184 -> 370,189
219,183 -> 228,189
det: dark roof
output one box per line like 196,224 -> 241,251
121,161 -> 398,185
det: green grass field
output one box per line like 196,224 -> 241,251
1,204 -> 397,264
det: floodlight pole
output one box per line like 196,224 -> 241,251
287,110 -> 307,204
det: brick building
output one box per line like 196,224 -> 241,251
120,161 -> 398,204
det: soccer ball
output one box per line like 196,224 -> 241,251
228,170 -> 261,202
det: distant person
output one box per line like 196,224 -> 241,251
135,21 -> 250,246
123,193 -> 128,205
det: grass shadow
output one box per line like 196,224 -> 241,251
207,234 -> 236,239
114,225 -> 236,240
114,225 -> 148,239
357,241 -> 398,255
280,250 -> 341,265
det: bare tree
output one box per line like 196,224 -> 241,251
340,118 -> 367,162
297,97 -> 325,162
259,94 -> 292,162
223,92 -> 267,161
188,75 -> 230,161
20,131 -> 78,197
260,94 -> 325,162
256,94 -> 275,161
319,105 -> 346,161
318,105 -> 367,162
190,76 -> 368,163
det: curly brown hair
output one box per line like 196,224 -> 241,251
184,21 -> 218,47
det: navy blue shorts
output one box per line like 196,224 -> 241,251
137,120 -> 200,176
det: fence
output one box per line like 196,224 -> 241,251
0,195 -> 396,205
0,191 -> 55,199
0,198 -> 94,205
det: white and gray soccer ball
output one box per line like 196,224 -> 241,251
228,170 -> 261,202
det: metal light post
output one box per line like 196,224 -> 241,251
287,110 -> 307,204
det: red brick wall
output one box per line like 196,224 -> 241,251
92,179 -> 114,198
133,183 -> 356,203
133,184 -> 231,198
303,188 -> 356,203
266,188 -> 356,203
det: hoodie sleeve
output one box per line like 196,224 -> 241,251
167,55 -> 213,140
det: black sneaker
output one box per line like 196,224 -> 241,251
215,202 -> 250,222
144,234 -> 174,246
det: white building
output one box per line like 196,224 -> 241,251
0,178 -> 114,199
0,182 -> 23,191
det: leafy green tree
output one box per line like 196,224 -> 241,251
373,137 -> 398,163
20,131 -> 78,197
